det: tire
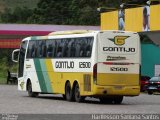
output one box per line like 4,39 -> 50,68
113,96 -> 123,104
74,83 -> 85,102
65,82 -> 74,101
148,91 -> 153,95
141,88 -> 145,92
99,97 -> 113,104
62,94 -> 66,100
27,81 -> 39,97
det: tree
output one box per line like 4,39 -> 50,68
0,8 -> 13,23
0,7 -> 33,23
28,0 -> 100,25
68,0 -> 100,25
28,0 -> 71,24
0,0 -> 124,25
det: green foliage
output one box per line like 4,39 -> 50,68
0,49 -> 18,84
27,0 -> 100,25
0,0 -> 123,25
0,7 -> 33,23
0,0 -> 39,11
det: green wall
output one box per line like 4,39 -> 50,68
141,44 -> 160,77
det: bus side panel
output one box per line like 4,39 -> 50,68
45,59 -> 62,94
50,59 -> 94,95
31,59 -> 55,93
21,59 -> 41,92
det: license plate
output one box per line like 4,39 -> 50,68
149,87 -> 156,90
115,86 -> 123,90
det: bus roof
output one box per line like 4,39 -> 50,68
48,30 -> 94,36
21,30 -> 138,42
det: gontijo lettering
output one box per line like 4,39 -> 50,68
55,61 -> 74,68
103,47 -> 135,52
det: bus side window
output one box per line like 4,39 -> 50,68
67,39 -> 72,57
27,41 -> 32,58
37,41 -> 42,58
56,40 -> 63,57
37,40 -> 46,58
79,38 -> 87,57
46,40 -> 54,58
31,41 -> 37,58
70,42 -> 76,57
68,39 -> 75,57
75,38 -> 81,57
62,39 -> 68,57
54,40 -> 58,57
42,41 -> 47,58
86,38 -> 93,57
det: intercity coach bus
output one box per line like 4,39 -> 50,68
12,30 -> 141,104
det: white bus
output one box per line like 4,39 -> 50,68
12,30 -> 141,104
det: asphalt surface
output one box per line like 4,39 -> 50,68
0,85 -> 160,114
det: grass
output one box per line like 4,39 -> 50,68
0,66 -> 18,84
0,57 -> 18,84
0,64 -> 7,84
0,77 -> 6,84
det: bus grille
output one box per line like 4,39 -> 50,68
84,74 -> 91,91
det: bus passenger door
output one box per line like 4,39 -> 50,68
18,41 -> 28,90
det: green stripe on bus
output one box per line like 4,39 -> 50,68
34,59 -> 47,92
39,59 -> 53,93
31,36 -> 38,40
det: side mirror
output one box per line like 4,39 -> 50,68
12,49 -> 20,63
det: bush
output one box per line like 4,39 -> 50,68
0,49 -> 18,84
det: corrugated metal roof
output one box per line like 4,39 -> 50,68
0,30 -> 51,35
0,24 -> 100,31
0,24 -> 100,48
0,39 -> 21,48
139,31 -> 160,46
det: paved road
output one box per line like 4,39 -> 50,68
0,85 -> 160,114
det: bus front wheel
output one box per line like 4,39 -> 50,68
27,81 -> 39,97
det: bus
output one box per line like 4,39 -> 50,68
12,30 -> 141,104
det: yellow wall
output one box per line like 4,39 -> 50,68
101,4 -> 160,32
125,7 -> 143,32
101,11 -> 118,30
150,5 -> 160,30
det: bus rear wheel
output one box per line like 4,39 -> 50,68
74,83 -> 85,102
99,97 -> 113,104
65,82 -> 74,101
27,81 -> 39,97
113,96 -> 123,104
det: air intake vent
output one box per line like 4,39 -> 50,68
84,74 -> 91,91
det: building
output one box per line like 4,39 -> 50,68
0,24 -> 100,48
100,4 -> 160,77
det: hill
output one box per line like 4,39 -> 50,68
0,0 -> 39,13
